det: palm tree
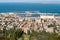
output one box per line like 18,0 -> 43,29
3,25 -> 7,40
41,19 -> 45,31
53,21 -> 56,33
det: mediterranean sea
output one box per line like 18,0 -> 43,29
0,3 -> 60,15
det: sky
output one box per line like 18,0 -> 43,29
0,0 -> 60,4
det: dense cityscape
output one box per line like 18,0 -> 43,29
0,12 -> 60,40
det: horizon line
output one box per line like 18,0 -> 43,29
0,2 -> 60,4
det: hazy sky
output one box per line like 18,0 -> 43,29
0,0 -> 60,3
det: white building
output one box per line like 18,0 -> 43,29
46,27 -> 54,33
40,16 -> 55,19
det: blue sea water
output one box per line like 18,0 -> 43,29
0,3 -> 60,16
